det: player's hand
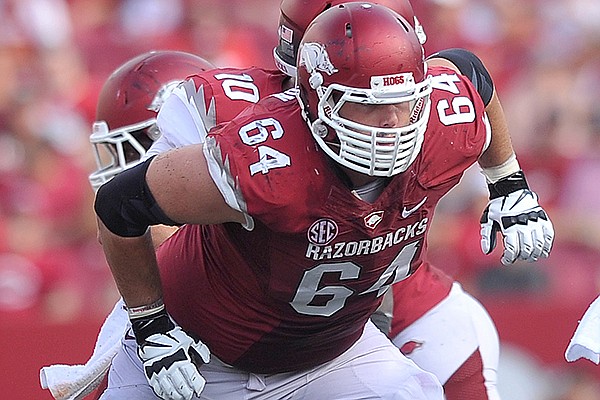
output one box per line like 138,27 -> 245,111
131,306 -> 210,400
480,188 -> 554,265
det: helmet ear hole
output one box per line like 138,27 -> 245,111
309,72 -> 324,89
312,120 -> 329,138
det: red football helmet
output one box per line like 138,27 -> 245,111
274,0 -> 426,77
89,50 -> 214,191
297,3 -> 432,177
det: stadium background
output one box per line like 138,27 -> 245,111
0,0 -> 599,398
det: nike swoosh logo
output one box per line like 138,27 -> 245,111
402,197 -> 427,218
143,339 -> 172,349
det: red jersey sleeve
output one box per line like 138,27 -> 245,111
416,66 -> 490,189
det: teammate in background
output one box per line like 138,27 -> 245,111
39,50 -> 215,400
88,51 -> 215,191
93,3 -> 553,400
88,50 -> 215,247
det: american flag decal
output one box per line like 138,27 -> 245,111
279,25 -> 293,43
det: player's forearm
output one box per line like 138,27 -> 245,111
97,218 -> 163,308
478,89 -> 515,169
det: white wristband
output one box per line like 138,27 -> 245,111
127,298 -> 165,319
481,153 -> 521,184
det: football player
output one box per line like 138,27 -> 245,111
42,2 -> 553,400
40,50 -> 215,400
93,3 -> 552,400
87,50 -> 215,247
148,1 -> 514,398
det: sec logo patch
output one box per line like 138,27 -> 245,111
307,218 -> 338,246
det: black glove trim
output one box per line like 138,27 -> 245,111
131,307 -> 176,346
501,209 -> 548,229
487,170 -> 530,199
144,348 -> 188,377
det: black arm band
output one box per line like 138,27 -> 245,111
487,170 -> 530,199
428,48 -> 495,106
94,156 -> 180,237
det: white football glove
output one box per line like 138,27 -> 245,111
131,307 -> 210,400
480,188 -> 554,265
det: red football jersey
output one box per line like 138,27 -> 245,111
157,66 -> 489,373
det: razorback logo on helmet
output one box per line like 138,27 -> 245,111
299,42 -> 338,76
307,218 -> 339,246
371,73 -> 415,95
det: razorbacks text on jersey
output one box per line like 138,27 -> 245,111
155,65 -> 490,373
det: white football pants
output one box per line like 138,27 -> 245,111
100,320 -> 443,400
391,282 -> 501,400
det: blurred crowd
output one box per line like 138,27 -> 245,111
0,0 -> 599,398
415,0 -> 600,310
0,0 -> 281,323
